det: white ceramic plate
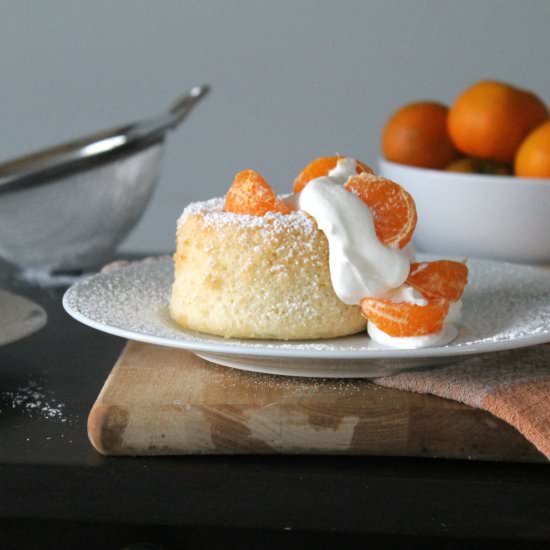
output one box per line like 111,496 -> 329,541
0,290 -> 47,346
62,257 -> 550,378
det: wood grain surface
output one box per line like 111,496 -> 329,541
88,341 -> 544,461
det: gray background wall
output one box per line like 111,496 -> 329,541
1,0 -> 549,253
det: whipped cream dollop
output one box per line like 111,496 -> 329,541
383,284 -> 427,306
299,179 -> 410,304
367,319 -> 458,349
327,156 -> 358,184
292,157 -> 460,349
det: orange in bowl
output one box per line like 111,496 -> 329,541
515,120 -> 550,178
381,101 -> 460,169
448,80 -> 548,164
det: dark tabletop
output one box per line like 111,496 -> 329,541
1,258 -> 550,547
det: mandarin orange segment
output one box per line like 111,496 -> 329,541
224,169 -> 291,216
293,155 -> 373,193
355,159 -> 374,174
293,156 -> 338,193
361,297 -> 449,337
407,260 -> 468,302
344,173 -> 417,249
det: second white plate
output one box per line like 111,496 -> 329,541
0,290 -> 47,347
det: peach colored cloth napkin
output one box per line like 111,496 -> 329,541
374,344 -> 550,460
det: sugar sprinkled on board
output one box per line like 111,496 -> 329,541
0,379 -> 74,423
201,360 -> 368,396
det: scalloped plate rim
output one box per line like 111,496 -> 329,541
62,257 -> 550,361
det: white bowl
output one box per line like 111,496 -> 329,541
379,158 -> 550,264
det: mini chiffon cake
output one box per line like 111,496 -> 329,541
169,197 -> 366,339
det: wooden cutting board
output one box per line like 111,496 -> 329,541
88,341 -> 544,461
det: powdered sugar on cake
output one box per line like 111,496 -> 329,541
178,196 -> 317,236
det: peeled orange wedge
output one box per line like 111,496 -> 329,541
360,296 -> 449,337
406,260 -> 468,302
344,173 -> 417,249
362,260 -> 468,337
224,170 -> 290,216
293,155 -> 373,193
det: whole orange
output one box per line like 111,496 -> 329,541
515,120 -> 550,178
448,80 -> 548,164
382,101 -> 459,169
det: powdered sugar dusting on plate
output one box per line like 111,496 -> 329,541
63,256 -> 550,366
